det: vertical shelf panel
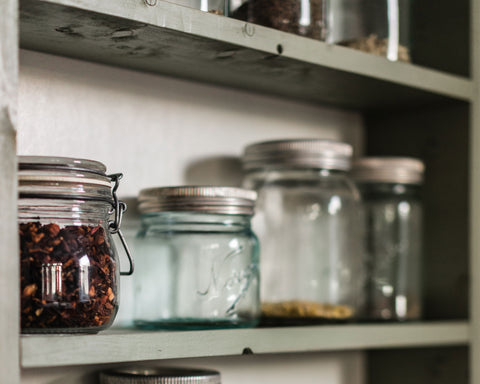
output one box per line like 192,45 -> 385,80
469,0 -> 480,383
0,0 -> 19,382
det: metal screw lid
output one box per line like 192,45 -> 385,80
352,157 -> 425,185
138,186 -> 257,216
242,139 -> 353,171
100,368 -> 221,384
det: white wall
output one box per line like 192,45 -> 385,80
18,49 -> 365,384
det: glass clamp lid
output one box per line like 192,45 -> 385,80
138,186 -> 257,216
18,156 -> 134,275
100,368 -> 221,384
352,157 -> 425,185
242,139 -> 353,171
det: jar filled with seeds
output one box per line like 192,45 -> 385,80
134,186 -> 260,329
243,139 -> 365,324
325,0 -> 412,62
230,0 -> 326,41
100,368 -> 221,384
19,156 -> 133,333
352,157 -> 424,321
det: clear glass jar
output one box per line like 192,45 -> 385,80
230,0 -> 326,40
19,156 -> 133,334
325,0 -> 411,62
243,139 -> 364,324
100,368 -> 221,384
170,0 -> 226,15
134,186 -> 260,330
352,157 -> 424,321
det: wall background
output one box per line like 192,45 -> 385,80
18,49 -> 365,384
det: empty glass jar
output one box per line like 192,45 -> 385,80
243,139 -> 364,323
134,186 -> 260,329
19,156 -> 133,334
325,0 -> 412,62
352,157 -> 424,321
230,0 -> 326,40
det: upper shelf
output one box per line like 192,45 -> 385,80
20,0 -> 473,110
21,321 -> 469,368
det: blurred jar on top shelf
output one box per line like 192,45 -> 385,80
352,157 -> 424,321
325,0 -> 412,62
170,0 -> 227,15
243,139 -> 365,324
230,0 -> 327,41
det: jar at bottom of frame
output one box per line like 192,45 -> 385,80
100,368 -> 221,384
243,139 -> 365,324
352,157 -> 424,321
134,186 -> 260,330
230,0 -> 326,41
19,156 -> 133,334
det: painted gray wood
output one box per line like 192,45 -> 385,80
19,0 -> 473,110
0,0 -> 19,383
21,321 -> 469,368
470,0 -> 480,383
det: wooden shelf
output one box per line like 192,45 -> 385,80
21,321 -> 469,368
20,0 -> 473,110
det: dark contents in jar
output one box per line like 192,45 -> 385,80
20,222 -> 117,332
232,0 -> 324,40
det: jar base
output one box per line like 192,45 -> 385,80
21,327 -> 104,334
134,317 -> 259,330
259,316 -> 354,327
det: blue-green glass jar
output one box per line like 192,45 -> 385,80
133,186 -> 260,330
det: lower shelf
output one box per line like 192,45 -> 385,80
20,321 -> 469,368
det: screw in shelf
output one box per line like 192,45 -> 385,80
243,23 -> 255,37
144,0 -> 158,6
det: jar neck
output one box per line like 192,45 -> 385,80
18,198 -> 112,227
246,167 -> 348,180
357,182 -> 421,198
140,212 -> 252,232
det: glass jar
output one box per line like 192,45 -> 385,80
134,186 -> 260,329
100,368 -> 221,384
170,0 -> 226,15
325,0 -> 411,62
230,0 -> 326,40
352,157 -> 424,321
243,139 -> 364,323
19,156 -> 133,334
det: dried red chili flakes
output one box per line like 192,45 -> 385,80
20,222 -> 118,333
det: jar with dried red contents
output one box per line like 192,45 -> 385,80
19,156 -> 133,334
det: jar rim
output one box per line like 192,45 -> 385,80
100,367 -> 221,383
352,157 -> 425,185
242,139 -> 353,171
138,186 -> 256,216
18,156 -> 114,202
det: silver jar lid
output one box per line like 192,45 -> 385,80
100,368 -> 221,384
138,186 -> 257,216
243,139 -> 353,171
352,157 -> 425,185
